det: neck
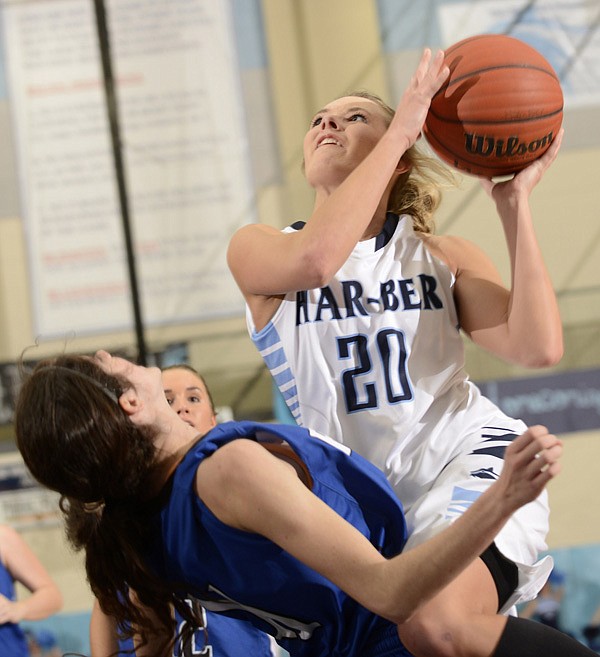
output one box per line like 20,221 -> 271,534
145,418 -> 202,498
361,213 -> 389,240
311,191 -> 389,241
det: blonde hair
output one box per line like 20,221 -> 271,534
344,91 -> 457,234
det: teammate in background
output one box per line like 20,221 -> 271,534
227,48 -> 566,657
13,351 -> 578,657
0,524 -> 63,656
161,365 -> 217,436
89,364 -> 277,657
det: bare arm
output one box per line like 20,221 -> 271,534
90,599 -> 120,657
0,525 -> 62,624
448,131 -> 564,367
90,596 -> 172,657
196,426 -> 561,625
228,49 -> 449,307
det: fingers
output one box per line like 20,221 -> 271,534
478,127 -> 563,200
496,425 -> 562,511
508,425 -> 561,459
527,455 -> 562,494
409,48 -> 448,95
507,425 -> 563,484
413,47 -> 433,84
537,127 -> 564,169
394,48 -> 450,150
423,48 -> 449,93
512,126 -> 564,187
431,49 -> 450,90
526,442 -> 562,480
505,424 -> 547,454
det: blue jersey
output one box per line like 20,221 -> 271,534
0,559 -> 28,657
146,420 -> 411,657
119,606 -> 274,656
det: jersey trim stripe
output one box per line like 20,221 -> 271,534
254,323 -> 302,421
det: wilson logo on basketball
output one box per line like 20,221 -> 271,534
464,132 -> 555,159
423,34 -> 563,176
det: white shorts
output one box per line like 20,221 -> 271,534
402,424 -> 553,614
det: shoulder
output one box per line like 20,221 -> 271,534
202,437 -> 262,468
230,222 -> 284,244
228,223 -> 283,261
194,439 -> 274,530
420,233 -> 485,275
194,439 -> 264,499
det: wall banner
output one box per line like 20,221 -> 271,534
2,0 -> 255,337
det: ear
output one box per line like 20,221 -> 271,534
118,388 -> 144,418
395,157 -> 411,174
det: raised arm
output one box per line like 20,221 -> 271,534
227,49 -> 450,304
446,131 -> 564,367
0,525 -> 63,624
196,426 -> 561,625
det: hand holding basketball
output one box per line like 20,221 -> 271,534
392,48 -> 450,152
479,126 -> 563,203
423,34 -> 564,178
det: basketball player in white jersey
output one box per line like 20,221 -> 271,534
228,48 -> 567,657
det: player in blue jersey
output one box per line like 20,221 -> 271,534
227,49 -> 567,657
89,364 -> 276,656
13,351 -> 577,657
0,524 -> 63,656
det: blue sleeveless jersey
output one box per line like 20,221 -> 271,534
146,420 -> 411,657
0,559 -> 28,656
119,607 -> 274,656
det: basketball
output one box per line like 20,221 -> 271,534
423,34 -> 563,177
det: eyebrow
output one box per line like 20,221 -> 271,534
313,105 -> 372,117
163,386 -> 203,394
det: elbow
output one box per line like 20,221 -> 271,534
368,583 -> 415,627
298,249 -> 337,289
533,348 -> 563,369
518,340 -> 564,369
47,586 -> 64,616
388,608 -> 413,626
377,598 -> 415,627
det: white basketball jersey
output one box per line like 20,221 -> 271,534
248,214 -> 525,510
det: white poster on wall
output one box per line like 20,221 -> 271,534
2,0 -> 254,337
437,0 -> 600,109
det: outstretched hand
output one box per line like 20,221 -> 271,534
392,48 -> 449,151
497,425 -> 562,512
479,128 -> 564,203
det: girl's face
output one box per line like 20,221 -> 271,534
94,350 -> 165,409
303,96 -> 390,190
94,350 -> 160,391
162,368 -> 216,433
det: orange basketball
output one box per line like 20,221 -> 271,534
423,34 -> 563,177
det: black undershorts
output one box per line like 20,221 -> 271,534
480,542 -> 519,610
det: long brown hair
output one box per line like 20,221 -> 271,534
14,355 -> 200,653
343,91 -> 457,234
